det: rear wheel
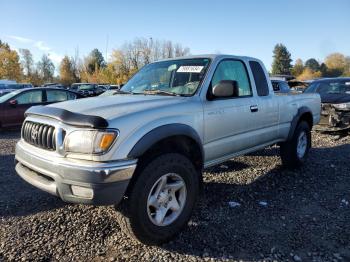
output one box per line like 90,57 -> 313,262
280,121 -> 311,168
116,153 -> 199,245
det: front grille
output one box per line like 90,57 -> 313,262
22,121 -> 56,150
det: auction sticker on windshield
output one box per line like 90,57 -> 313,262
177,66 -> 204,73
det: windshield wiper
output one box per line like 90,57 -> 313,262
112,90 -> 135,95
142,90 -> 182,96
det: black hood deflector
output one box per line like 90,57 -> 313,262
25,106 -> 109,128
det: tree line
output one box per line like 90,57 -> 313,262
1,38 -> 349,86
0,38 -> 190,86
271,43 -> 350,80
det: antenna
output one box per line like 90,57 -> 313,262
105,34 -> 109,63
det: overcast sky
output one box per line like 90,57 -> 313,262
1,0 -> 349,70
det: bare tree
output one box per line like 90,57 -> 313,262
174,43 -> 190,57
37,54 -> 55,83
109,37 -> 191,84
162,41 -> 173,58
19,49 -> 33,76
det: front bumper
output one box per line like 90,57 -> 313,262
15,140 -> 137,205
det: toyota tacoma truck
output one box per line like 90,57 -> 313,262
15,55 -> 321,245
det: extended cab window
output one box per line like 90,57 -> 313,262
249,61 -> 269,96
211,60 -> 252,97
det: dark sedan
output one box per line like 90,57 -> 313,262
304,77 -> 350,132
69,83 -> 105,97
0,88 -> 83,128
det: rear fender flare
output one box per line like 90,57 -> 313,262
287,106 -> 312,140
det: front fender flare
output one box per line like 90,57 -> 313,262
127,124 -> 204,160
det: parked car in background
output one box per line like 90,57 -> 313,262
288,80 -> 310,93
98,89 -> 116,97
98,85 -> 123,96
97,84 -> 109,90
271,80 -> 291,93
42,83 -> 66,89
69,83 -> 105,97
109,84 -> 121,90
304,77 -> 350,132
0,88 -> 83,128
0,83 -> 33,96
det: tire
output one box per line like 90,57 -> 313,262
115,153 -> 200,245
280,121 -> 311,168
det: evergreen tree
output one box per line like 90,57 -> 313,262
271,44 -> 292,75
305,58 -> 320,71
85,48 -> 106,74
319,63 -> 328,76
60,56 -> 76,86
291,58 -> 304,76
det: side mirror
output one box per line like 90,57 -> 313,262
212,80 -> 239,98
9,99 -> 18,106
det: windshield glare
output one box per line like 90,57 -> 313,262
121,58 -> 210,96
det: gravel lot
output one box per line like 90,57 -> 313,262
0,130 -> 349,261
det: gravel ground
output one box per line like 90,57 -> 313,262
0,130 -> 349,262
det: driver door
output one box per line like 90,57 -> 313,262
4,90 -> 44,126
203,59 -> 260,165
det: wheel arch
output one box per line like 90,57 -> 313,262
126,124 -> 204,195
287,106 -> 313,140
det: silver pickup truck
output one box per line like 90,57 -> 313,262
15,55 -> 321,244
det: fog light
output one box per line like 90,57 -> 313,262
71,185 -> 94,199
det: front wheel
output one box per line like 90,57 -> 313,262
280,121 -> 311,168
115,153 -> 200,245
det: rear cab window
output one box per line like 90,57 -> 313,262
249,61 -> 269,96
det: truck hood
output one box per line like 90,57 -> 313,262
49,94 -> 189,120
320,93 -> 350,104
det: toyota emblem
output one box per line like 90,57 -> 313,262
31,126 -> 39,140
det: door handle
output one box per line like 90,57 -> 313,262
250,105 -> 258,112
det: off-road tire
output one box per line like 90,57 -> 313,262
280,121 -> 311,168
115,153 -> 199,245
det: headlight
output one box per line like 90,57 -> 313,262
64,130 -> 118,154
333,103 -> 350,110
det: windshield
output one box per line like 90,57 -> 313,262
0,90 -> 21,103
121,58 -> 211,96
305,81 -> 350,95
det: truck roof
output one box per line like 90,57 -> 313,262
157,54 -> 261,63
